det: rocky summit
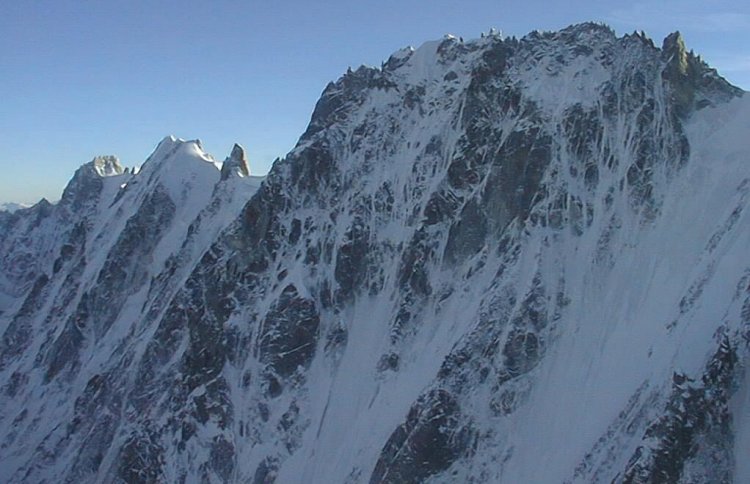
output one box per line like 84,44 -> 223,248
1,23 -> 749,483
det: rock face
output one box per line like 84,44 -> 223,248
221,144 -> 251,180
1,23 -> 749,483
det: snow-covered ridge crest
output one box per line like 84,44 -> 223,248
142,135 -> 218,170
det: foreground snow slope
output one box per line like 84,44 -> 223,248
0,23 -> 748,483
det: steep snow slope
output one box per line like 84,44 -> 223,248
0,23 -> 748,483
496,93 -> 750,483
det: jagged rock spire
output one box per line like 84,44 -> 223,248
220,143 -> 250,180
662,31 -> 688,75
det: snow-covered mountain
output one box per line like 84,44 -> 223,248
1,23 -> 749,483
0,203 -> 32,214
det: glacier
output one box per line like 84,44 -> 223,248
0,23 -> 748,483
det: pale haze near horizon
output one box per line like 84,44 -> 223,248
1,0 -> 748,205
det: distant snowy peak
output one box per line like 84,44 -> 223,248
133,137 -> 217,194
0,202 -> 31,213
144,136 -> 217,167
50,137 -> 255,220
56,155 -> 128,212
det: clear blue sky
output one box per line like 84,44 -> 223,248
1,0 -> 748,204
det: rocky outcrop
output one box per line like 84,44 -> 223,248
221,144 -> 251,180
